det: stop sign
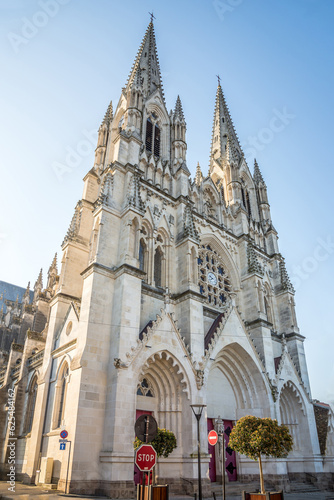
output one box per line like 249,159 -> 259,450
208,430 -> 218,446
135,444 -> 157,471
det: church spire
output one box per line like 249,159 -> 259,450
46,253 -> 58,297
195,162 -> 203,186
101,100 -> 113,127
125,19 -> 164,100
210,80 -> 243,169
34,269 -> 43,289
253,158 -> 265,185
174,95 -> 185,123
23,281 -> 31,305
33,269 -> 43,303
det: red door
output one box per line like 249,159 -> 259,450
134,410 -> 153,485
223,420 -> 237,481
207,418 -> 216,482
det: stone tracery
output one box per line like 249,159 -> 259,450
198,244 -> 232,308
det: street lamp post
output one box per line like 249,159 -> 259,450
190,404 -> 206,500
216,415 -> 225,500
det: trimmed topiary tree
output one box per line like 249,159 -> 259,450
134,428 -> 177,484
134,427 -> 177,458
229,415 -> 293,494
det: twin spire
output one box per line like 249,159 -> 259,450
125,19 -> 164,99
107,19 -> 263,183
210,81 -> 244,168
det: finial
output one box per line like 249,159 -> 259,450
216,74 -> 221,86
174,95 -> 185,122
195,162 -> 203,186
148,11 -> 156,23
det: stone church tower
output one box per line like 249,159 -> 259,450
1,19 -> 333,496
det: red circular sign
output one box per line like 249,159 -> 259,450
208,430 -> 218,446
60,430 -> 68,439
135,444 -> 157,471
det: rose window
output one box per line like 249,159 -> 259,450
198,245 -> 231,308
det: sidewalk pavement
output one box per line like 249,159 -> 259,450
1,482 -> 334,500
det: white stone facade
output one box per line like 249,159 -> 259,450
0,19 -> 333,497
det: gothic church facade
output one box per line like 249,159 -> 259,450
1,20 -> 333,496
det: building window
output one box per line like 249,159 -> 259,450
154,125 -> 160,157
139,240 -> 145,271
54,364 -> 69,429
146,119 -> 153,152
137,378 -> 154,397
241,187 -> 246,208
145,118 -> 161,157
197,244 -> 231,308
154,247 -> 163,288
24,377 -> 38,434
245,191 -> 251,216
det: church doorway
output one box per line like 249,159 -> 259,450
207,418 -> 216,482
206,343 -> 270,482
207,418 -> 237,482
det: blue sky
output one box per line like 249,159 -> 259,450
0,0 -> 333,405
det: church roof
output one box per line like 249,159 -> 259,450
0,281 -> 34,314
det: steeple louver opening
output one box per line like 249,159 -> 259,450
154,125 -> 160,157
145,119 -> 153,152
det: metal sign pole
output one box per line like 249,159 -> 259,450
144,416 -> 149,500
222,432 -> 225,500
216,416 -> 225,500
65,440 -> 72,494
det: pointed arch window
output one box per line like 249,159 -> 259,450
145,118 -> 161,157
154,247 -> 163,288
24,376 -> 38,434
139,240 -> 144,271
245,191 -> 252,216
137,378 -> 154,397
57,366 -> 68,428
139,239 -> 146,272
145,119 -> 153,152
154,125 -> 160,156
241,186 -> 251,217
241,186 -> 246,208
53,363 -> 69,429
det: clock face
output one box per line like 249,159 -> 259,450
207,272 -> 217,286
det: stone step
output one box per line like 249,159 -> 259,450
38,483 -> 57,489
290,482 -> 322,492
211,482 -> 261,495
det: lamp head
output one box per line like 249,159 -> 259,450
190,404 -> 206,420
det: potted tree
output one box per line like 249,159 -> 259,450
229,416 -> 293,499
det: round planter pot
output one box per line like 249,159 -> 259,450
242,491 -> 284,500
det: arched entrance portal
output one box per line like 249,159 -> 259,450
134,351 -> 190,484
279,381 -> 313,460
206,343 -> 270,482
